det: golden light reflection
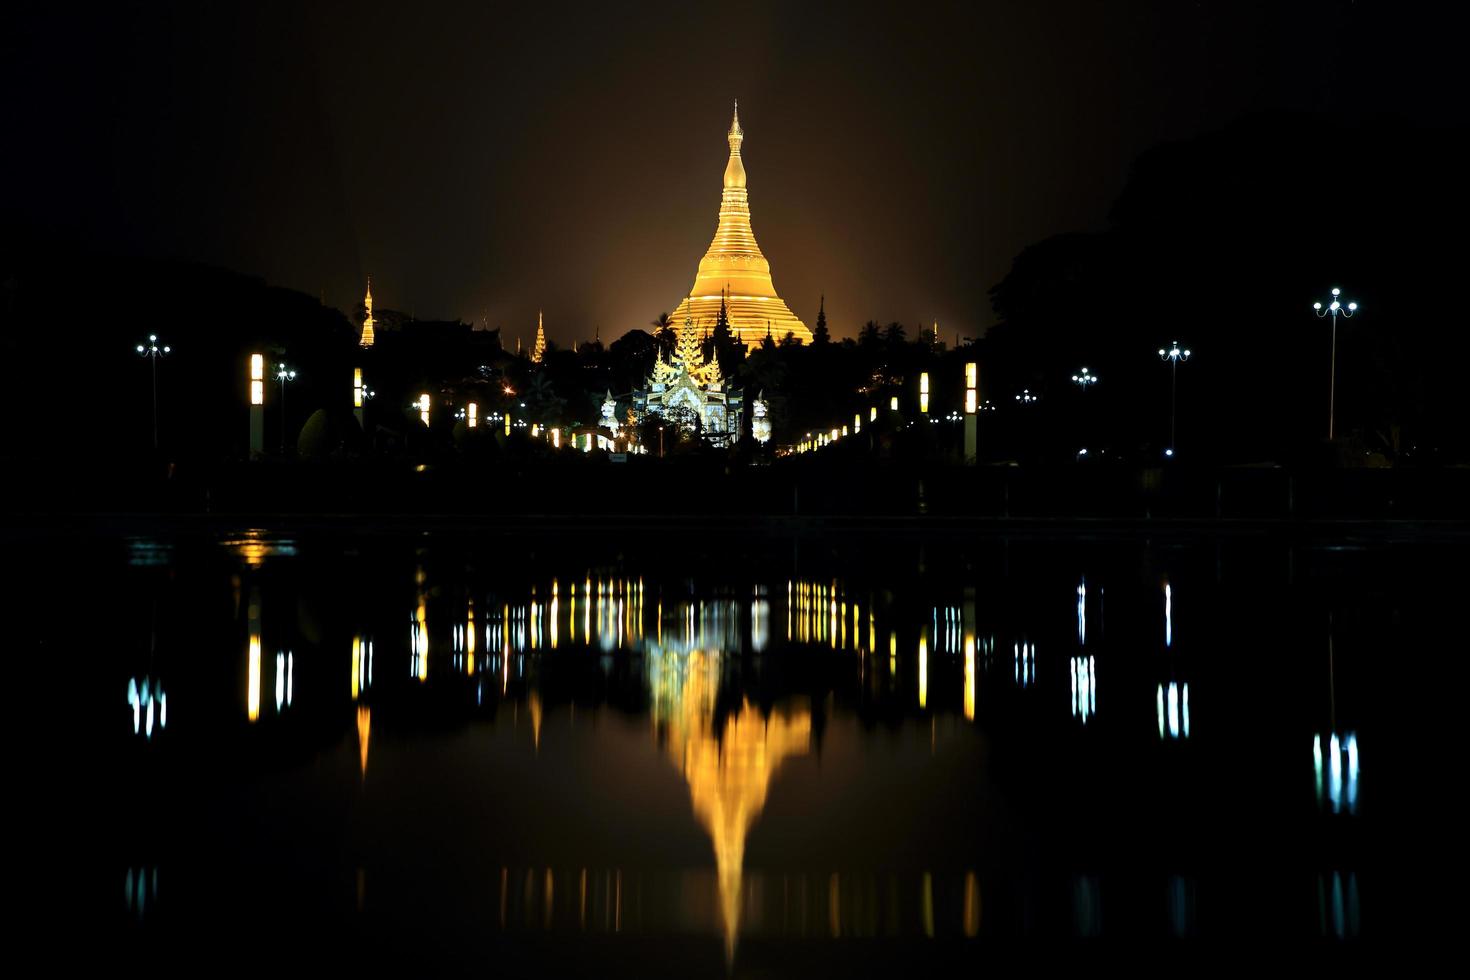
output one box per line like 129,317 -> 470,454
963,871 -> 981,937
467,602 -> 476,675
919,634 -> 928,709
414,595 -> 428,682
356,705 -> 371,779
964,634 -> 976,721
653,647 -> 811,965
247,635 -> 261,722
247,586 -> 261,721
529,691 -> 543,752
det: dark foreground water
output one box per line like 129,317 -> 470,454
26,525 -> 1461,973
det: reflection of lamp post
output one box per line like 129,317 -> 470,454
135,335 -> 171,450
1158,342 -> 1191,457
1313,288 -> 1358,441
275,363 -> 297,453
1015,388 -> 1038,405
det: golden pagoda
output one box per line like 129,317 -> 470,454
532,310 -> 546,363
668,103 -> 812,347
359,276 -> 376,348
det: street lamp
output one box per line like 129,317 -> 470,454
1158,342 -> 1191,457
1313,287 -> 1358,441
1015,389 -> 1038,405
275,363 -> 297,453
135,334 -> 171,450
1071,367 -> 1098,391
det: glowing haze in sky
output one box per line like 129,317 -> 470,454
3,1 -> 1455,345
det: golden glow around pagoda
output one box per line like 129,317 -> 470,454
668,103 -> 812,347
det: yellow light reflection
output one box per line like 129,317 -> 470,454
356,705 -> 371,779
654,648 -> 810,966
964,634 -> 976,721
247,635 -> 261,722
530,691 -> 543,752
963,871 -> 981,937
918,634 -> 928,709
467,602 -> 476,675
351,636 -> 362,699
416,595 -> 428,682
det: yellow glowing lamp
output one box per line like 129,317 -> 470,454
870,406 -> 877,422
842,425 -> 849,437
965,389 -> 977,413
552,428 -> 561,448
504,411 -> 511,436
890,396 -> 899,411
467,402 -> 478,427
353,367 -> 363,408
418,393 -> 430,427
854,413 -> 861,433
531,423 -> 540,438
250,354 -> 264,405
965,362 -> 977,389
919,372 -> 930,414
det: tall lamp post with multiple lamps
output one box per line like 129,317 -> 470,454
1313,287 -> 1358,442
135,334 -> 171,450
1071,366 -> 1098,456
275,363 -> 297,453
1158,342 -> 1191,458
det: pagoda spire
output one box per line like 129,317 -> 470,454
359,275 -> 376,348
666,105 -> 810,346
532,311 -> 546,363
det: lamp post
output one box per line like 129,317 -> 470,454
963,362 -> 978,465
1158,342 -> 1191,457
135,334 -> 171,450
275,363 -> 297,453
248,354 -> 265,458
1071,367 -> 1098,392
1015,389 -> 1038,405
1313,288 -> 1358,441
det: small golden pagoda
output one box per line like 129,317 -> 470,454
359,276 -> 376,348
532,310 -> 546,363
668,103 -> 812,347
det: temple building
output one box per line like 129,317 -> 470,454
667,103 -> 811,347
359,276 -> 376,347
635,313 -> 743,446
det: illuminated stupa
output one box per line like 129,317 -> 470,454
359,276 -> 376,348
531,311 -> 546,364
668,103 -> 812,348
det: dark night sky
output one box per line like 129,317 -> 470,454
3,1 -> 1461,345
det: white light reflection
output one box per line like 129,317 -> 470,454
1077,580 -> 1086,646
127,677 -> 167,738
1164,582 -> 1173,648
1314,732 -> 1360,814
1014,642 -> 1035,687
1070,656 -> 1095,722
1156,682 -> 1189,739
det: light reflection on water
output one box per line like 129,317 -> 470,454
75,529 -> 1447,964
